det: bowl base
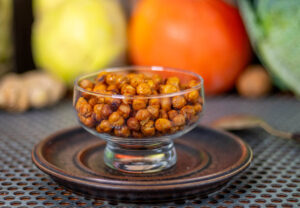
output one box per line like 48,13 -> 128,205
104,141 -> 177,173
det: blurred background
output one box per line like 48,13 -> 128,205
0,0 -> 299,112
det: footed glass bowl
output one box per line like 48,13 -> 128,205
73,66 -> 204,173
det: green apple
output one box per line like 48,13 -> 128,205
32,0 -> 127,85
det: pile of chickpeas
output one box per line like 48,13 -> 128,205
75,71 -> 203,138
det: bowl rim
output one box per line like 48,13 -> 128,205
74,66 -> 204,99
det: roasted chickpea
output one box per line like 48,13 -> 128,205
130,76 -> 144,88
88,97 -> 98,106
81,87 -> 93,99
96,71 -> 108,81
180,105 -> 196,120
160,84 -> 178,94
79,103 -> 93,117
93,83 -> 107,92
172,114 -> 186,126
147,105 -> 160,119
93,104 -> 104,121
185,90 -> 199,104
168,110 -> 178,120
137,83 -> 152,96
132,99 -> 147,111
106,84 -> 119,93
108,112 -> 124,127
114,126 -> 130,137
101,104 -> 112,119
76,97 -> 87,111
132,131 -> 143,138
79,115 -> 94,128
188,80 -> 199,88
149,98 -> 160,107
155,118 -> 172,133
135,109 -> 151,125
170,126 -> 180,134
145,79 -> 156,90
161,97 -> 171,111
152,74 -> 163,86
115,74 -> 129,88
79,79 -> 94,89
172,96 -> 186,109
127,117 -> 140,131
96,120 -> 112,133
105,96 -> 121,111
121,84 -> 136,96
141,120 -> 155,137
194,103 -> 203,113
117,104 -> 131,118
105,73 -> 117,85
166,77 -> 180,87
159,109 -> 168,119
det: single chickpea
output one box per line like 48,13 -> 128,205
105,96 -> 121,111
96,71 -> 108,82
172,96 -> 187,109
185,90 -> 199,104
161,97 -> 171,111
132,131 -> 143,138
137,83 -> 152,96
79,79 -> 94,89
155,118 -> 172,133
135,109 -> 151,125
188,80 -> 199,88
172,114 -> 186,126
132,99 -> 147,111
166,77 -> 180,87
101,104 -> 112,119
152,74 -> 163,86
170,126 -> 180,134
88,97 -> 98,106
130,76 -> 144,88
79,115 -> 94,128
149,98 -> 160,107
141,120 -> 155,137
160,84 -> 178,94
106,84 -> 119,93
121,84 -> 136,96
159,109 -> 168,119
194,103 -> 203,113
81,87 -> 93,99
96,120 -> 112,133
93,104 -> 104,121
147,105 -> 160,119
79,103 -> 93,117
127,117 -> 140,131
108,112 -> 125,128
114,126 -> 131,137
117,104 -> 131,119
145,80 -> 156,90
168,110 -> 178,120
105,73 -> 117,85
93,83 -> 107,92
75,97 -> 87,111
180,105 -> 196,120
115,74 -> 129,88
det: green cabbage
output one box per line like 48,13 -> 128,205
239,0 -> 300,95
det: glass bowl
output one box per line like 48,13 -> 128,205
73,66 -> 204,173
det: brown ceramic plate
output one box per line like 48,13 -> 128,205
32,126 -> 252,203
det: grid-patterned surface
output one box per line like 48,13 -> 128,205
0,96 -> 299,208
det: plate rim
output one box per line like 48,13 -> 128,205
32,125 -> 253,190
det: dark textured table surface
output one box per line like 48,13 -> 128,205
0,96 -> 299,208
